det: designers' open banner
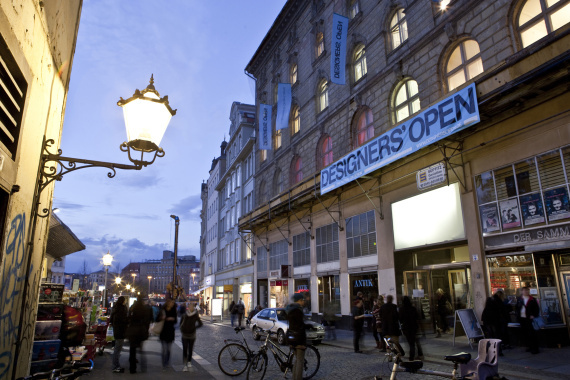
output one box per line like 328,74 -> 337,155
258,103 -> 272,150
276,83 -> 292,130
330,13 -> 348,85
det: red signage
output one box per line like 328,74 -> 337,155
270,281 -> 276,286
283,280 -> 288,286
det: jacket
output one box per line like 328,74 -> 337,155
515,295 -> 539,320
380,303 -> 401,336
285,303 -> 307,346
126,301 -> 152,344
110,302 -> 128,339
159,305 -> 178,343
399,305 -> 419,335
180,309 -> 203,339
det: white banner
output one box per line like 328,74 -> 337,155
330,13 -> 349,85
276,83 -> 292,130
258,103 -> 272,150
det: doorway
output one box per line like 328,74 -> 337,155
560,270 -> 570,336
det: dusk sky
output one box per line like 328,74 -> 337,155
54,1 -> 286,274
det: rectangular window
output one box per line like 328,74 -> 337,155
315,223 -> 339,263
318,275 -> 340,313
269,239 -> 288,270
346,210 -> 377,258
257,246 -> 268,272
293,232 -> 311,267
245,233 -> 252,260
235,239 -> 240,263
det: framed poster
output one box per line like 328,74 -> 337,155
499,198 -> 521,229
544,187 -> 570,222
479,204 -> 500,233
520,193 -> 545,226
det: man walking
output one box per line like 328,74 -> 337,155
236,297 -> 246,327
126,295 -> 153,373
286,294 -> 307,380
516,286 -> 540,354
352,296 -> 365,353
380,295 -> 401,344
109,296 -> 128,373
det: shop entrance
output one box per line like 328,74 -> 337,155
560,270 -> 570,335
404,265 -> 471,334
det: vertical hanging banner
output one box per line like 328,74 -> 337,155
276,83 -> 292,130
330,13 -> 349,85
258,103 -> 272,150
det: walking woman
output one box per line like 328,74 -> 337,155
180,302 -> 203,371
159,299 -> 178,369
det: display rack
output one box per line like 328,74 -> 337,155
32,283 -> 64,373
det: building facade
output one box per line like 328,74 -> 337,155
240,0 -> 570,345
138,251 -> 200,296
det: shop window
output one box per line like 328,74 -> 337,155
350,273 -> 378,311
294,278 -> 311,313
393,78 -> 420,123
346,210 -> 377,258
517,0 -> 570,48
269,239 -> 288,271
316,223 -> 339,263
270,279 -> 289,308
390,9 -> 408,50
293,232 -> 311,267
537,150 -> 565,189
257,246 -> 268,272
446,39 -> 484,92
353,44 -> 367,82
318,275 -> 341,314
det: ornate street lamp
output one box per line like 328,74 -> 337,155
102,251 -> 113,308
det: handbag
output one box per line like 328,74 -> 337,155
150,319 -> 164,335
532,316 -> 545,330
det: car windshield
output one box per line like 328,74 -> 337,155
276,310 -> 288,321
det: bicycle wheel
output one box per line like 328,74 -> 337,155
290,345 -> 320,380
246,352 -> 268,380
218,343 -> 250,376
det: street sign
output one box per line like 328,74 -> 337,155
417,162 -> 446,190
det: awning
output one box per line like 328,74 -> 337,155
46,214 -> 85,259
192,286 -> 211,295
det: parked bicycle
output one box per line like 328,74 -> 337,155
247,323 -> 320,380
218,326 -> 256,376
17,360 -> 94,380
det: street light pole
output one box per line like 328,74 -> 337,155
148,276 -> 152,295
102,252 -> 113,308
170,215 -> 180,299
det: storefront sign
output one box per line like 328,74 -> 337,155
484,222 -> 570,249
297,285 -> 309,292
417,162 -> 446,190
223,285 -> 233,293
205,275 -> 213,286
354,279 -> 374,287
240,284 -> 252,293
321,83 -> 479,194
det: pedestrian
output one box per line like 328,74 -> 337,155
400,296 -> 424,361
380,294 -> 401,344
126,295 -> 152,374
286,293 -> 307,380
515,286 -> 540,354
180,302 -> 203,371
435,288 -> 452,336
493,290 -> 512,350
236,297 -> 246,327
352,296 -> 365,353
323,300 -> 338,341
482,296 -> 503,356
371,296 -> 384,350
150,301 -> 160,322
159,299 -> 178,369
109,296 -> 128,373
229,300 -> 237,327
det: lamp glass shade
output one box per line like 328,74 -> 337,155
102,253 -> 113,266
121,92 -> 172,150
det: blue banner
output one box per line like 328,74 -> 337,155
276,83 -> 292,130
320,83 -> 480,194
330,13 -> 348,85
258,104 -> 272,150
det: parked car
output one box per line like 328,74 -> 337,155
250,307 -> 325,345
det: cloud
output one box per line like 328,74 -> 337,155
168,194 -> 203,221
119,173 -> 163,189
52,201 -> 87,211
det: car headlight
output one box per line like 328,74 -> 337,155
317,326 -> 324,331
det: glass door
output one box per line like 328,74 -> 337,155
448,268 -> 471,311
560,271 -> 570,335
403,270 -> 433,334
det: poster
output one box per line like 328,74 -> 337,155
499,198 -> 521,229
544,187 -> 570,221
520,193 -> 545,226
479,204 -> 500,233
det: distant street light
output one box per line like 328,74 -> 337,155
126,284 -> 131,296
102,251 -> 113,308
131,273 -> 137,287
148,276 -> 152,295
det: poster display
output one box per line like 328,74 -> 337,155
520,193 -> 545,226
544,187 -> 570,221
499,198 -> 521,229
479,204 -> 500,233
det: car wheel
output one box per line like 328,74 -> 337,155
277,329 -> 286,345
252,326 -> 261,340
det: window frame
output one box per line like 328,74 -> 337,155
353,107 -> 374,148
316,32 -> 325,58
273,169 -> 284,195
390,8 -> 408,51
274,128 -> 282,150
290,63 -> 298,85
392,78 -> 420,124
292,156 -> 303,185
318,80 -> 329,113
445,39 -> 484,92
353,44 -> 367,83
318,135 -> 333,170
349,0 -> 360,19
516,0 -> 570,48
291,105 -> 300,135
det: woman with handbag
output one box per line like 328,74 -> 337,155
516,286 -> 540,354
180,302 -> 203,371
159,299 -> 178,369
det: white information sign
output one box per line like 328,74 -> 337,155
72,279 -> 80,292
412,289 -> 425,298
211,298 -> 223,317
417,162 -> 446,190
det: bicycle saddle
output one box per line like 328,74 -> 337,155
400,360 -> 423,372
443,352 -> 471,364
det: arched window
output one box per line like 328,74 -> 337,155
517,0 -> 570,48
319,136 -> 333,169
446,39 -> 484,92
316,32 -> 325,57
349,0 -> 360,19
393,79 -> 420,123
354,107 -> 374,148
260,149 -> 267,162
291,106 -> 300,135
390,9 -> 408,50
290,64 -> 298,85
318,80 -> 329,112
259,181 -> 267,204
274,128 -> 282,150
292,157 -> 303,185
354,44 -> 367,82
273,169 -> 284,195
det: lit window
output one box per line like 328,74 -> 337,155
393,79 -> 420,123
353,44 -> 367,82
274,128 -> 282,149
291,106 -> 300,135
292,157 -> 303,185
446,39 -> 484,91
320,136 -> 333,169
354,107 -> 374,148
290,64 -> 298,85
316,32 -> 325,57
318,80 -> 329,112
274,170 -> 284,194
260,149 -> 267,162
518,0 -> 570,48
274,83 -> 278,103
390,9 -> 408,50
349,0 -> 360,19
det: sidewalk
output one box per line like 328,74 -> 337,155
208,317 -> 570,379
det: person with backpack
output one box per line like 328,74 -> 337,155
236,298 -> 246,327
286,294 -> 307,380
180,302 -> 203,371
229,300 -> 237,327
109,296 -> 128,373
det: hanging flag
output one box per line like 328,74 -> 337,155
258,104 -> 272,150
330,13 -> 349,85
276,83 -> 292,130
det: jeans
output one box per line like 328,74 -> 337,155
161,340 -> 172,367
112,338 -> 124,369
292,346 -> 305,380
230,313 -> 236,326
182,337 -> 196,365
353,324 -> 363,352
520,318 -> 539,353
238,313 -> 243,327
403,332 -> 423,360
